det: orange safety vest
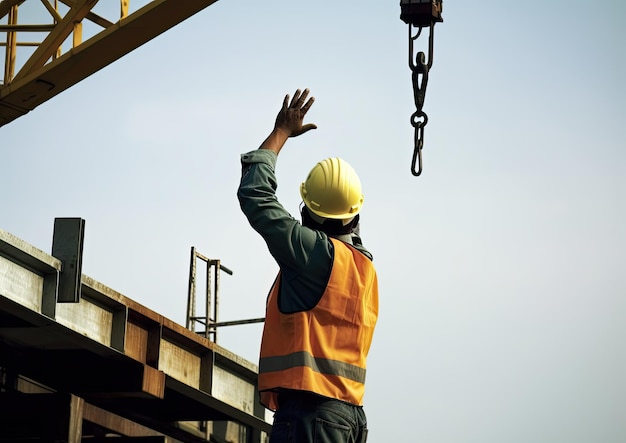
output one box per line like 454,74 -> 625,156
258,237 -> 379,411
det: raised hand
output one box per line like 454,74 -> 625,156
274,88 -> 317,137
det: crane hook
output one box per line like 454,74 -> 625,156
400,1 -> 443,177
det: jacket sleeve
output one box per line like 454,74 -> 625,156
237,150 -> 332,311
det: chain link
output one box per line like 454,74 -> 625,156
408,23 -> 435,176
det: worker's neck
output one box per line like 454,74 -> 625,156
330,233 -> 353,245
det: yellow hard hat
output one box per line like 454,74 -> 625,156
300,157 -> 364,220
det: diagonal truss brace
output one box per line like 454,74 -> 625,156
12,0 -> 98,82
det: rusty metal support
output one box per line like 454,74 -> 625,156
186,247 -> 264,342
186,247 -> 233,342
213,318 -> 265,328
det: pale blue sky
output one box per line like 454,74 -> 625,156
2,1 -> 625,441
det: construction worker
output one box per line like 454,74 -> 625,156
237,88 -> 379,443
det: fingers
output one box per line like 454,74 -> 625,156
278,88 -> 316,137
288,88 -> 314,113
302,96 -> 315,115
289,89 -> 301,108
296,89 -> 309,108
283,93 -> 290,110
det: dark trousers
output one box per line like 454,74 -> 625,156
269,391 -> 368,443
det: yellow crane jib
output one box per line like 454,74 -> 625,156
0,0 -> 219,128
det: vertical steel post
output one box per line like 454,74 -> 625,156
186,249 -> 232,342
186,246 -> 197,331
214,259 -> 221,343
51,218 -> 85,303
206,258 -> 212,339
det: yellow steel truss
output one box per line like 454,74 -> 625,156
0,0 -> 218,128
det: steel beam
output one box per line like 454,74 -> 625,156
0,223 -> 271,441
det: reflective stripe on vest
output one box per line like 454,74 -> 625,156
259,351 -> 367,384
258,237 -> 378,411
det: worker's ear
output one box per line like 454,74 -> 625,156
300,205 -> 319,229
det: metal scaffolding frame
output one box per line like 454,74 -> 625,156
186,247 -> 264,343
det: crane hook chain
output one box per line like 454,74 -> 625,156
409,23 -> 435,176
